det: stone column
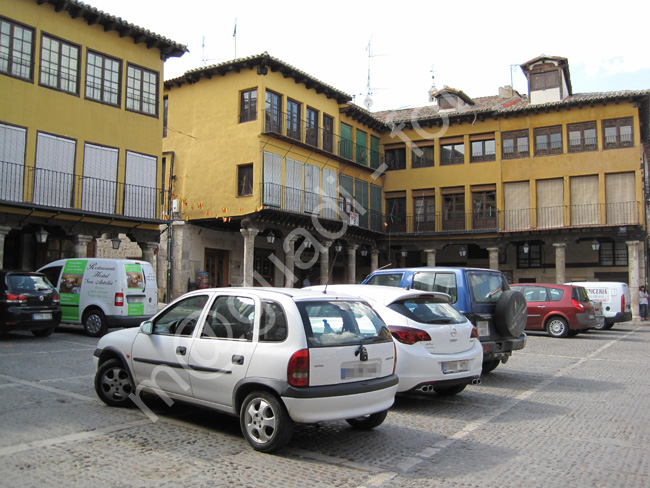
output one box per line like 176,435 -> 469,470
424,249 -> 437,267
0,226 -> 11,268
627,240 -> 640,319
553,243 -> 566,284
284,236 -> 298,288
487,247 -> 500,270
347,244 -> 359,284
74,235 -> 94,258
370,248 -> 380,272
240,227 -> 259,287
139,242 -> 159,281
319,241 -> 332,285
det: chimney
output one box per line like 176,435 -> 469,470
499,85 -> 514,98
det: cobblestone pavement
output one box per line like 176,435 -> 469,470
1,321 -> 649,487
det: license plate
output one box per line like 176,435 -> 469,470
588,314 -> 595,319
477,321 -> 489,337
441,360 -> 469,374
341,362 -> 379,379
33,313 -> 52,320
127,297 -> 144,303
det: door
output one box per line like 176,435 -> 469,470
188,294 -> 258,408
521,285 -> 548,330
205,248 -> 229,287
340,123 -> 352,159
131,294 -> 208,396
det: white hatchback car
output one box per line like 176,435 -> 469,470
308,285 -> 483,395
94,288 -> 398,452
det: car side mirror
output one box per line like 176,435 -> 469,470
140,321 -> 153,335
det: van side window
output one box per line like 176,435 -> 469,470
412,272 -> 457,302
40,266 -> 62,288
152,295 -> 207,336
366,273 -> 403,287
202,296 -> 255,341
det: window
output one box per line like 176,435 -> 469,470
413,190 -> 435,231
440,140 -> 465,165
502,130 -> 529,159
599,241 -> 627,266
355,178 -> 369,227
412,145 -> 435,168
0,123 -> 26,203
470,136 -> 496,162
34,132 -> 76,208
385,147 -> 406,170
86,51 -> 121,106
472,187 -> 496,229
605,172 -> 636,225
203,296 -> 255,340
570,175 -> 599,226
323,114 -> 333,152
536,178 -> 564,228
534,126 -> 562,156
163,96 -> 168,137
239,88 -> 257,123
82,143 -> 118,214
530,70 -> 560,90
567,121 -> 597,152
40,34 -> 79,94
603,117 -> 633,149
260,301 -> 288,342
385,193 -> 406,232
356,130 -> 368,165
124,151 -> 157,219
412,272 -> 458,303
370,135 -> 380,169
265,90 -> 282,133
126,64 -> 158,115
442,189 -> 465,230
306,107 -> 318,146
287,99 -> 301,140
547,287 -> 564,302
152,295 -> 207,336
0,17 -> 33,80
238,164 -> 253,196
504,181 -> 531,231
365,273 -> 404,287
468,271 -> 507,304
518,243 -> 542,268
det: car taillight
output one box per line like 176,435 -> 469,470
115,292 -> 124,306
5,293 -> 27,304
52,293 -> 60,304
571,299 -> 585,311
471,326 -> 480,340
388,325 -> 432,345
622,294 -> 626,311
287,349 -> 309,387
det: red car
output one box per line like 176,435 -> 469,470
510,283 -> 598,337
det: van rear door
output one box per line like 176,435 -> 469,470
123,262 -> 157,318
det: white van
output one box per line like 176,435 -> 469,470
565,281 -> 632,329
38,259 -> 158,337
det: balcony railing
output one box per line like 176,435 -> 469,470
385,202 -> 640,235
262,182 -> 383,232
0,160 -> 166,220
261,109 -> 384,169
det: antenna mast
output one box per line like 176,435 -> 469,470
233,18 -> 237,59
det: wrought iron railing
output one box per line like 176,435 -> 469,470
261,109 -> 384,169
0,160 -> 166,220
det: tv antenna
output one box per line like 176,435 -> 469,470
233,18 -> 238,59
362,36 -> 385,110
201,36 -> 219,66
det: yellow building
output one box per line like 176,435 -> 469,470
0,0 -> 186,272
162,53 -> 387,296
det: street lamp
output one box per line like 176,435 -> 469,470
458,246 -> 467,257
400,248 -> 408,258
360,246 -> 368,257
591,239 -> 600,251
334,242 -> 343,253
523,242 -> 530,254
266,231 -> 275,244
111,236 -> 121,250
35,227 -> 49,244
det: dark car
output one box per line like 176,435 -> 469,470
0,270 -> 61,337
510,283 -> 598,337
362,267 -> 527,373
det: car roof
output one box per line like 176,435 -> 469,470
306,284 -> 452,307
183,286 -> 371,302
368,266 -> 501,274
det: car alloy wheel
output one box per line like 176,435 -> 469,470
240,391 -> 294,452
547,317 -> 568,338
95,359 -> 134,407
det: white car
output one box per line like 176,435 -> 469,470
94,288 -> 398,452
307,285 -> 483,395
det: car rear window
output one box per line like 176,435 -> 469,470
411,272 -> 457,302
297,300 -> 392,347
387,297 -> 465,324
365,273 -> 403,287
468,271 -> 506,303
6,274 -> 53,292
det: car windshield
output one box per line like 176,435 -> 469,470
7,274 -> 53,292
297,300 -> 392,347
387,297 -> 466,324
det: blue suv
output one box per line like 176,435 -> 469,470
362,267 -> 527,373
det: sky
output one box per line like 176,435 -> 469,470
88,0 -> 650,112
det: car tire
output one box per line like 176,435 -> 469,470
546,317 -> 569,338
32,325 -> 56,337
433,384 -> 467,396
594,317 -> 608,330
482,359 -> 500,373
84,309 -> 108,337
240,391 -> 294,453
604,322 -> 615,330
494,290 -> 527,338
95,359 -> 134,407
567,329 -> 580,337
346,409 -> 388,430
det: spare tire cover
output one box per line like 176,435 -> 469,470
494,290 -> 527,337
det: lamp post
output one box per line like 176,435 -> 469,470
400,248 -> 408,258
266,232 -> 275,244
459,246 -> 467,257
35,227 -> 49,244
591,239 -> 600,251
